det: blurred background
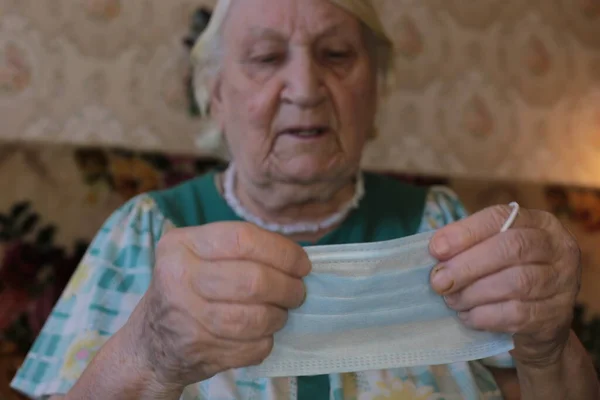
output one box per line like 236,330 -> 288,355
1,0 -> 599,398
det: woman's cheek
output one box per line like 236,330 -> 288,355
342,84 -> 373,132
246,81 -> 283,128
354,83 -> 377,129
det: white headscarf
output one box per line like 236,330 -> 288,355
191,0 -> 392,155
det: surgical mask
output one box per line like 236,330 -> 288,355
246,230 -> 514,378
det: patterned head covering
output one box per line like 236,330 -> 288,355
191,0 -> 392,154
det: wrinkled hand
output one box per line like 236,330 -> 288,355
126,222 -> 309,391
429,205 -> 582,366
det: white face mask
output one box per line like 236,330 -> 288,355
246,231 -> 514,378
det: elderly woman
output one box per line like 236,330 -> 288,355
10,0 -> 599,399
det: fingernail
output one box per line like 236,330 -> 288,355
431,265 -> 454,294
457,311 -> 468,321
432,236 -> 450,257
301,281 -> 307,305
443,294 -> 457,307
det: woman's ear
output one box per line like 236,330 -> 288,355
209,75 -> 225,127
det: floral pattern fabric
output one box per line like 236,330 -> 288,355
11,182 -> 513,400
0,147 -> 225,400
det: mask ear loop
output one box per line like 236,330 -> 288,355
500,202 -> 520,233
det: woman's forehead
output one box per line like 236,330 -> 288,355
224,0 -> 362,41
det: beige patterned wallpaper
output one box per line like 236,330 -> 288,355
1,0 -> 600,187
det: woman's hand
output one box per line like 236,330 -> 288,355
429,205 -> 581,366
125,222 -> 310,392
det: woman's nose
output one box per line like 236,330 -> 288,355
281,55 -> 326,108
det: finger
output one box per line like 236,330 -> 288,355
457,299 -> 565,334
194,259 -> 306,309
204,336 -> 274,372
430,228 -> 556,294
429,205 -> 555,260
201,302 -> 287,340
179,222 -> 312,278
444,264 -> 559,312
223,337 -> 274,368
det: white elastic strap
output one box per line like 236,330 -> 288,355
500,202 -> 520,233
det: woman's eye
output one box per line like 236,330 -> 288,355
253,54 -> 282,65
325,50 -> 352,62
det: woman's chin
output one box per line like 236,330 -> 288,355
275,157 -> 345,183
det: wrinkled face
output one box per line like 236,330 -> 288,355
211,0 -> 378,185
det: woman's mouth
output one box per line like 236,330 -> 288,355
281,127 -> 330,139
